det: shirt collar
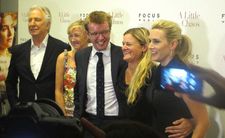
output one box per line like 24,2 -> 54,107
91,42 -> 111,57
31,34 -> 49,48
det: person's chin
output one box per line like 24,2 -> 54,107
7,42 -> 13,47
151,55 -> 159,62
123,57 -> 128,62
29,31 -> 39,36
123,56 -> 131,62
95,45 -> 107,51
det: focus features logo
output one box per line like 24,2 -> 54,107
138,13 -> 160,22
191,54 -> 200,64
79,13 -> 89,20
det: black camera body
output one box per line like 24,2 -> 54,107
0,99 -> 82,138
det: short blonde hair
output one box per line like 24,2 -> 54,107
67,19 -> 86,35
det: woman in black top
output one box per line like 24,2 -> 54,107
119,27 -> 196,137
148,20 -> 209,138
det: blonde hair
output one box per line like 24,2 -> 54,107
151,20 -> 192,63
124,27 -> 155,104
67,19 -> 87,35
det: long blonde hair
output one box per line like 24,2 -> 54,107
124,27 -> 155,104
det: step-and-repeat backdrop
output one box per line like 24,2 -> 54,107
18,0 -> 225,137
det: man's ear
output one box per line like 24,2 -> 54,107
46,22 -> 51,32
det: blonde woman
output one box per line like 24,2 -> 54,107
119,27 -> 155,125
55,20 -> 89,116
120,27 -> 195,137
148,20 -> 209,138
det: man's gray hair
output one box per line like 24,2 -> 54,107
28,5 -> 52,24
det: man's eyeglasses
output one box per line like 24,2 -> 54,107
89,30 -> 110,37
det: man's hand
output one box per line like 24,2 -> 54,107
165,118 -> 194,138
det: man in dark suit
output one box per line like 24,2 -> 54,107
6,5 -> 70,108
74,11 -> 127,128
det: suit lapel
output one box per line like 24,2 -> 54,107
24,40 -> 36,81
83,47 -> 92,87
110,44 -> 119,86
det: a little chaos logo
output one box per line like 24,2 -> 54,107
59,11 -> 71,23
110,11 -> 124,25
80,11 -> 124,25
221,13 -> 225,23
138,13 -> 160,22
179,11 -> 200,27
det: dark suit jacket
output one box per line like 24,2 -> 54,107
6,35 -> 71,107
74,43 -> 127,118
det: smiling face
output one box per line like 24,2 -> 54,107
68,27 -> 88,51
122,33 -> 147,64
87,21 -> 110,51
28,9 -> 50,39
0,15 -> 15,50
149,29 -> 173,66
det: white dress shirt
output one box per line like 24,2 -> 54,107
86,44 -> 119,116
30,34 -> 48,99
30,35 -> 48,79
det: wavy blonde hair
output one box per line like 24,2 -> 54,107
124,27 -> 155,104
